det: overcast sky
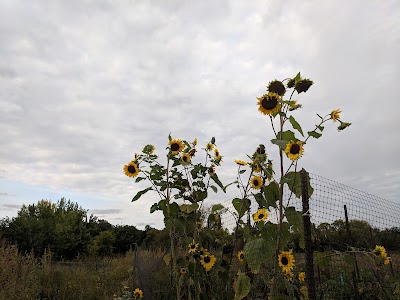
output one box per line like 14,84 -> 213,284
0,0 -> 399,229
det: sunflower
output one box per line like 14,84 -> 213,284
384,257 -> 391,265
253,208 -> 268,223
234,159 -> 247,166
193,138 -> 198,147
295,78 -> 313,93
288,100 -> 302,111
169,139 -> 184,155
330,109 -> 342,122
237,250 -> 245,262
199,247 -> 209,256
298,272 -> 305,283
252,163 -> 262,173
196,221 -> 203,230
284,140 -> 304,161
278,250 -> 295,273
374,245 -> 387,258
133,288 -> 143,299
267,80 -> 286,96
123,161 -> 140,178
250,176 -> 263,189
206,143 -> 214,151
181,153 -> 191,164
179,267 -> 187,275
200,254 -> 216,272
188,240 -> 199,254
257,92 -> 281,115
208,165 -> 216,175
214,148 -> 221,160
142,144 -> 155,155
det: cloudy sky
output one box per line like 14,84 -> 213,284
0,0 -> 399,229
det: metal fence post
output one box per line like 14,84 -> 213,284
300,169 -> 316,300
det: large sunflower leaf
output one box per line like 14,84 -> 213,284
211,203 -> 224,212
264,181 -> 279,208
243,238 -> 272,274
223,180 -> 238,193
234,271 -> 251,300
281,130 -> 296,141
180,203 -> 199,214
232,198 -> 250,218
271,139 -> 289,150
211,174 -> 224,191
284,171 -> 313,198
132,187 -> 152,202
308,130 -> 322,139
289,116 -> 304,137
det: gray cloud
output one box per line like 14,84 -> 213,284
0,0 -> 399,227
1,204 -> 21,210
89,208 -> 122,215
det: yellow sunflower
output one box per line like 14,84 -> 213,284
208,165 -> 216,175
257,92 -> 281,115
237,250 -> 245,262
384,257 -> 391,265
142,144 -> 155,155
214,148 -> 221,160
133,288 -> 143,299
179,267 -> 187,275
330,108 -> 342,122
374,245 -> 387,258
123,161 -> 140,178
193,138 -> 198,146
200,254 -> 216,272
234,159 -> 247,166
298,272 -> 305,283
278,250 -> 295,273
250,176 -> 263,189
206,143 -> 214,151
284,140 -> 304,161
181,153 -> 191,164
188,240 -> 199,254
253,208 -> 268,223
169,139 -> 184,155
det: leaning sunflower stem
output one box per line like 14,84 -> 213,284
304,115 -> 330,144
285,161 -> 298,208
142,170 -> 166,200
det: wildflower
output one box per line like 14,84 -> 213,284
295,78 -> 313,93
234,159 -> 247,166
330,109 -> 342,122
193,138 -> 198,147
374,245 -> 387,258
142,144 -> 155,155
278,250 -> 295,273
257,93 -> 281,115
179,268 -> 187,275
181,153 -> 191,164
298,272 -> 305,283
284,140 -> 304,161
123,161 -> 140,178
214,148 -> 221,160
169,139 -> 184,155
206,143 -> 214,151
200,254 -> 216,272
250,176 -> 263,190
267,80 -> 286,96
237,250 -> 245,262
188,240 -> 199,254
252,163 -> 262,173
384,257 -> 391,265
133,288 -> 143,299
253,208 -> 268,223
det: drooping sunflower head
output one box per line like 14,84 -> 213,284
267,80 -> 286,96
250,176 -> 263,190
287,78 -> 296,88
298,272 -> 305,283
278,250 -> 295,273
188,240 -> 199,254
181,153 -> 191,164
179,267 -> 187,275
374,245 -> 387,258
237,250 -> 245,262
133,288 -> 143,299
234,159 -> 247,166
200,254 -> 216,272
192,138 -> 198,147
214,148 -> 221,159
252,162 -> 262,173
288,100 -> 302,111
284,140 -> 304,161
257,93 -> 281,115
295,78 -> 313,93
253,208 -> 268,223
169,139 -> 184,155
208,165 -> 216,176
142,144 -> 155,155
330,109 -> 342,122
206,143 -> 214,151
123,161 -> 140,178
256,144 -> 266,155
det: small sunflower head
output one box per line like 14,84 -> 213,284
124,161 -> 140,178
295,78 -> 313,93
257,93 -> 281,115
253,208 -> 268,223
200,254 -> 216,272
384,257 -> 391,265
237,250 -> 245,262
142,144 -> 155,155
250,176 -> 263,189
188,240 -> 199,254
214,148 -> 221,159
256,144 -> 266,155
208,165 -> 216,176
181,153 -> 191,164
284,140 -> 304,161
267,80 -> 286,96
234,159 -> 247,166
192,138 -> 198,147
288,100 -> 302,111
206,143 -> 214,151
330,109 -> 342,122
179,267 -> 187,275
298,272 -> 305,283
337,121 -> 352,131
133,288 -> 143,299
278,250 -> 295,273
374,245 -> 387,258
169,139 -> 184,155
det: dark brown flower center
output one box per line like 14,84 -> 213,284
183,156 -> 188,162
290,144 -> 300,154
258,213 -> 264,219
262,96 -> 278,110
171,143 -> 179,151
215,151 -> 219,157
281,256 -> 288,265
204,256 -> 211,263
240,254 -> 244,259
128,165 -> 136,173
253,179 -> 259,186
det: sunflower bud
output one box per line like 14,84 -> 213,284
295,79 -> 313,93
267,80 -> 286,96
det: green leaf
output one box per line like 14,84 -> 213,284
193,190 -> 208,202
223,180 -> 238,193
234,271 -> 251,300
210,185 -> 218,193
316,113 -> 323,120
232,198 -> 250,218
253,192 -> 266,208
211,137 -> 215,144
211,204 -> 224,212
317,125 -> 324,132
308,130 -> 322,139
239,169 -> 246,174
281,130 -> 296,141
132,187 -> 153,202
264,181 -> 279,208
285,206 -> 302,225
271,139 -> 289,150
168,133 -> 172,141
211,174 -> 224,191
243,238 -> 273,274
289,116 -> 304,137
294,72 -> 301,83
169,202 -> 180,217
284,171 -> 314,198
150,203 -> 159,213
180,203 -> 199,214
135,177 -> 146,183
